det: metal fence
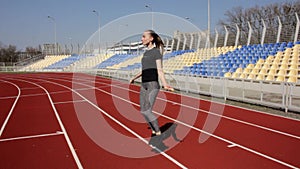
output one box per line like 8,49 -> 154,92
175,13 -> 300,50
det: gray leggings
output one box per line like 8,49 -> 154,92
140,81 -> 160,132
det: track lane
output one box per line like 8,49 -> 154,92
0,134 -> 78,169
27,73 -> 300,168
0,80 -> 20,137
55,73 -> 300,139
0,79 -> 80,168
68,73 -> 300,168
0,77 -> 83,169
16,75 -> 188,169
0,79 -> 61,139
3,73 -> 298,168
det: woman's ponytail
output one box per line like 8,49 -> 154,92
146,30 -> 164,54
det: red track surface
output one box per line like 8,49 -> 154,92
0,73 -> 300,169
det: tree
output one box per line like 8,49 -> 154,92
25,46 -> 41,57
0,44 -> 19,65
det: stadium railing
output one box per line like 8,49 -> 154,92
96,69 -> 300,113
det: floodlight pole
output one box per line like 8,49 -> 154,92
207,0 -> 211,48
93,10 -> 101,54
145,5 -> 153,30
48,16 -> 57,55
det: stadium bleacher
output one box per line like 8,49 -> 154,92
70,54 -> 113,70
119,50 -> 195,71
95,54 -> 139,69
169,42 -> 299,83
44,54 -> 94,70
20,41 -> 299,84
93,41 -> 299,83
22,55 -> 70,71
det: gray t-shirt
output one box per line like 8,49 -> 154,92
141,48 -> 162,82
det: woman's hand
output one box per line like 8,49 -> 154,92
164,85 -> 174,92
129,72 -> 142,84
129,79 -> 134,84
129,78 -> 135,84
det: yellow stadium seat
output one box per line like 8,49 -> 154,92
250,68 -> 259,75
243,68 -> 251,74
247,73 -> 256,80
236,67 -> 243,73
279,63 -> 288,70
254,63 -> 262,69
268,69 -> 277,75
281,59 -> 289,65
262,63 -> 270,69
287,76 -> 298,83
247,64 -> 254,69
266,56 -> 274,61
224,72 -> 231,78
277,69 -> 287,76
239,73 -> 247,79
285,48 -> 292,52
270,63 -> 279,69
273,58 -> 281,64
276,75 -> 285,82
257,59 -> 265,64
259,68 -> 268,75
290,59 -> 298,65
292,52 -> 299,58
266,75 -> 275,81
231,72 -> 240,78
276,51 -> 284,57
256,74 -> 265,81
290,64 -> 298,70
284,53 -> 292,58
288,69 -> 298,76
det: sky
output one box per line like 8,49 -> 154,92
0,0 -> 289,50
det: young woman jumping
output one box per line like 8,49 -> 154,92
130,30 -> 174,138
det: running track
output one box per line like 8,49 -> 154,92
0,73 -> 300,169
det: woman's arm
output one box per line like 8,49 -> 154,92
156,59 -> 174,91
129,71 -> 142,84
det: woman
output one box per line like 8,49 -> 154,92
130,30 -> 174,138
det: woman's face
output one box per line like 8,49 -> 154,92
141,31 -> 153,46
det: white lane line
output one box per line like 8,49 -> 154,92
43,75 -> 300,140
0,80 -> 21,137
34,74 -> 126,89
92,78 -> 300,140
74,88 -> 94,91
227,143 -> 237,148
5,78 -> 84,169
0,96 -> 18,99
64,76 -> 298,169
54,100 -> 86,105
0,132 -> 63,142
20,93 -> 47,97
21,76 -> 189,169
6,90 -> 71,99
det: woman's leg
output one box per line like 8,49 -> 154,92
140,82 -> 160,133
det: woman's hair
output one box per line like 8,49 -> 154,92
146,30 -> 164,54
